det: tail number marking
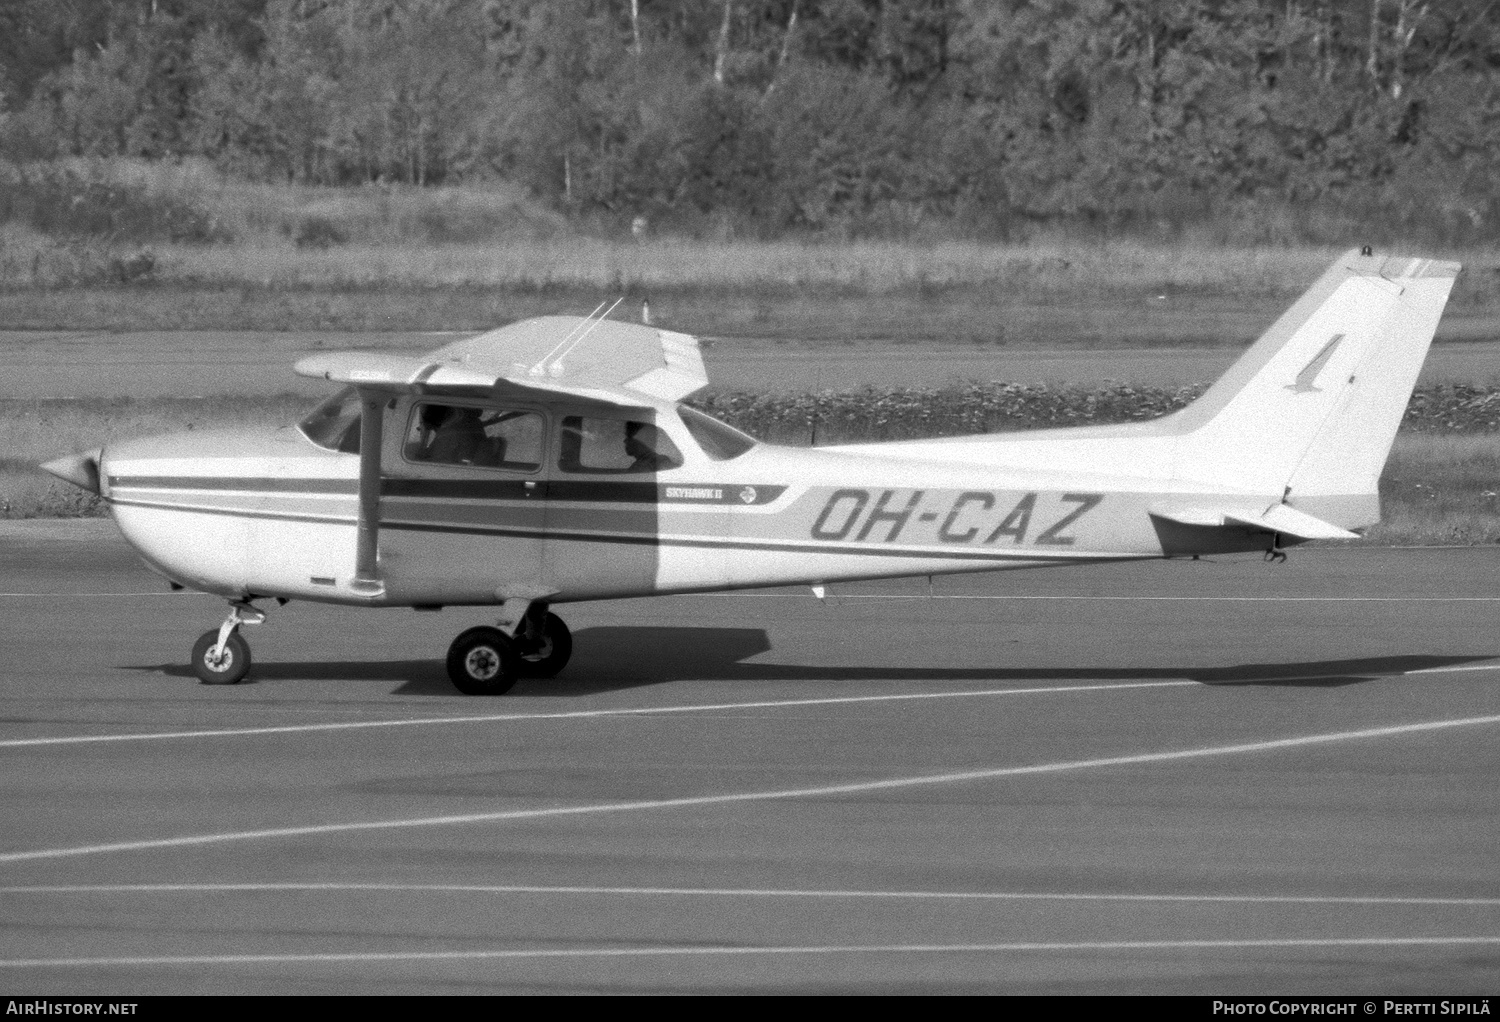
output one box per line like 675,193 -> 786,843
810,489 -> 870,540
814,490 -> 1103,546
939,492 -> 995,542
1033,493 -> 1104,546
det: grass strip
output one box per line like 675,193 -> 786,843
1,235 -> 1497,335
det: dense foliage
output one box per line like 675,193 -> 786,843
3,0 -> 1500,242
692,381 -> 1500,444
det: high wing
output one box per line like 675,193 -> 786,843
294,314 -> 708,407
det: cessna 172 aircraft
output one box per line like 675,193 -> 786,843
43,248 -> 1459,694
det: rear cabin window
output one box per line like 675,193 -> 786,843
298,386 -> 362,453
404,404 -> 544,471
678,405 -> 757,461
558,415 -> 684,474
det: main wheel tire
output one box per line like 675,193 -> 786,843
446,626 -> 519,695
517,613 -> 573,678
192,629 -> 251,685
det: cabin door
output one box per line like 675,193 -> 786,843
539,409 -> 695,601
376,398 -> 548,605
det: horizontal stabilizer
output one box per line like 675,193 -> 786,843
1151,502 -> 1359,541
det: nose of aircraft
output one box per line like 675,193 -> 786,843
41,448 -> 103,494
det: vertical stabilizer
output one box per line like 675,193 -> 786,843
1168,250 -> 1459,527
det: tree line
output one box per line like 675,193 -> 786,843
2,0 -> 1498,241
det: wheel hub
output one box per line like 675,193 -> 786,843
465,646 -> 502,680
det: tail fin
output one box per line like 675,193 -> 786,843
1169,249 -> 1460,528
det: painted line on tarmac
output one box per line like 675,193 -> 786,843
0,592 -> 199,598
3,712 -> 1498,866
6,882 -> 1499,908
0,680 -> 1196,749
3,936 -> 1499,970
821,594 -> 1500,602
5,591 -> 1500,602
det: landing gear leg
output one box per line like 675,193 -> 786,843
516,603 -> 572,679
192,600 -> 266,685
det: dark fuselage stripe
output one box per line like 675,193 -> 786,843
109,477 -> 786,505
108,498 -> 1092,563
383,521 -> 1090,562
110,477 -> 357,493
108,498 -> 353,526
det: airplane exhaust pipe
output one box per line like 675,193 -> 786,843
41,449 -> 103,495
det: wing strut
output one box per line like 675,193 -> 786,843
352,389 -> 387,597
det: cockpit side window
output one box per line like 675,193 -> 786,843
677,405 -> 757,461
558,415 -> 684,474
297,386 -> 363,453
404,403 -> 544,471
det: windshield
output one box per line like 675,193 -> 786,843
678,405 -> 756,461
297,386 -> 362,453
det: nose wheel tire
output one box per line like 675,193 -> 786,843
192,629 -> 251,685
517,613 -> 573,678
447,627 -> 519,695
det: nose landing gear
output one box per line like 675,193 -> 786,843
192,601 -> 266,685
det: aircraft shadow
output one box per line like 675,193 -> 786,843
124,626 -> 1498,698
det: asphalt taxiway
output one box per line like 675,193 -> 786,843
1,522 -> 1499,993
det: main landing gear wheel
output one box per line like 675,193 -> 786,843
192,629 -> 251,685
517,613 -> 572,678
447,626 -> 520,695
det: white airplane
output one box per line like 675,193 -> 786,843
43,249 -> 1459,694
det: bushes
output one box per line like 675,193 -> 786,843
692,381 -> 1500,446
0,163 -> 228,244
694,382 -> 1205,445
292,216 -> 347,250
1402,385 -> 1500,434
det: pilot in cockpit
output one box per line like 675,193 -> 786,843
623,421 -> 670,472
416,405 -> 488,465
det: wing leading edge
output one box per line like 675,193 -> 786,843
295,315 -> 708,407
